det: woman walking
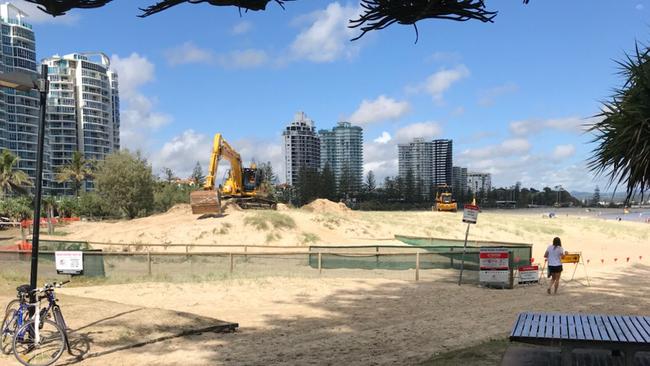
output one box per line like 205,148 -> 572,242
544,237 -> 567,294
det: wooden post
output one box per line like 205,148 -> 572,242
185,245 -> 189,260
415,252 -> 420,281
244,246 -> 248,262
375,246 -> 379,268
318,252 -> 322,275
147,251 -> 152,276
450,247 -> 454,268
229,253 -> 234,274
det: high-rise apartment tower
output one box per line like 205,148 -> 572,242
0,3 -> 52,191
282,111 -> 320,186
42,52 -> 120,194
319,121 -> 363,192
398,138 -> 453,198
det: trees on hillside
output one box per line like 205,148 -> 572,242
56,151 -> 94,197
0,149 -> 32,197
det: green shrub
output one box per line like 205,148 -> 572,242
244,212 -> 296,231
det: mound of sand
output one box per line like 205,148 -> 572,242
276,203 -> 290,211
303,199 -> 350,214
165,204 -> 192,214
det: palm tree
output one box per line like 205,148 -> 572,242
588,42 -> 650,203
56,151 -> 94,197
0,149 -> 32,197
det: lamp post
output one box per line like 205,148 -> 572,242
0,65 -> 49,297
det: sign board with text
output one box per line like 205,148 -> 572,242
462,204 -> 480,224
55,251 -> 83,275
518,265 -> 539,284
479,248 -> 511,288
561,253 -> 580,264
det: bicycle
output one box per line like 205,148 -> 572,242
2,281 -> 71,366
1,284 -> 31,355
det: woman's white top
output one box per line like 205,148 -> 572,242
546,245 -> 563,266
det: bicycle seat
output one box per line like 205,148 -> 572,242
16,284 -> 31,294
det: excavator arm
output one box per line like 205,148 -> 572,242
204,133 -> 243,195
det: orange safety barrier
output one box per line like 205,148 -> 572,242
20,217 -> 80,228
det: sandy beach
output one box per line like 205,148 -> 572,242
2,202 -> 650,365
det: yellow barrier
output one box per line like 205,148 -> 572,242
561,253 -> 580,264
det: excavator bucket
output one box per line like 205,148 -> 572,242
190,190 -> 221,215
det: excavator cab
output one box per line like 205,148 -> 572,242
242,167 -> 260,192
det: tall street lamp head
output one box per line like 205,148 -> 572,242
0,71 -> 38,92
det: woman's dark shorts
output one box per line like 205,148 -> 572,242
548,265 -> 563,277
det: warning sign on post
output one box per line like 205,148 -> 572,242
518,265 -> 539,284
479,248 -> 511,288
462,204 -> 479,224
55,251 -> 83,275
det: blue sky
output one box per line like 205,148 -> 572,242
17,0 -> 650,191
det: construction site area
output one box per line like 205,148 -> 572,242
2,201 -> 650,365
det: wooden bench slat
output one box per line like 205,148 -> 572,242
522,313 -> 534,337
560,314 -> 569,339
608,315 -> 626,342
640,317 -> 650,337
531,314 -> 541,338
623,316 -> 645,343
581,315 -> 593,340
537,314 -> 546,338
629,317 -> 650,343
602,315 -> 619,342
589,315 -> 605,341
568,315 -> 577,340
544,314 -> 553,338
615,316 -> 637,343
553,314 -> 561,339
511,313 -> 526,337
575,315 -> 585,340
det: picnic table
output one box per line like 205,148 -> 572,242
510,312 -> 650,365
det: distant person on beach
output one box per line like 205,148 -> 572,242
544,237 -> 567,295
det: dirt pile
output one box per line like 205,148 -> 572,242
303,199 -> 350,214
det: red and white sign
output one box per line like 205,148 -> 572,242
463,204 -> 480,224
479,251 -> 509,270
479,248 -> 510,286
55,251 -> 83,275
518,265 -> 539,284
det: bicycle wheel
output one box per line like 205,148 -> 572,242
13,319 -> 65,366
1,308 -> 17,355
5,299 -> 19,313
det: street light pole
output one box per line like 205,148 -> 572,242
29,64 -> 49,293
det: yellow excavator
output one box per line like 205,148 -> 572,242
434,184 -> 458,212
190,133 -> 277,214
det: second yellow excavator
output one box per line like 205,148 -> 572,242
190,133 -> 277,214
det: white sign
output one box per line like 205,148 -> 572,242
462,204 -> 479,224
55,251 -> 83,275
479,248 -> 510,287
518,265 -> 539,284
479,270 -> 510,283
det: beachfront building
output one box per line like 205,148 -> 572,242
467,172 -> 492,196
0,3 -> 52,192
42,52 -> 120,195
282,111 -> 320,186
319,121 -> 363,192
398,138 -> 453,198
452,166 -> 468,195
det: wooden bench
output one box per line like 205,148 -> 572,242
510,312 -> 650,365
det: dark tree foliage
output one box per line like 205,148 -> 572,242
27,0 -> 534,41
320,163 -> 337,201
588,42 -> 650,203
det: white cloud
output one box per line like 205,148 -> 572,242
165,42 -> 214,66
394,122 -> 442,143
165,43 -> 268,68
231,20 -> 253,35
14,1 -> 80,24
427,51 -> 462,63
111,53 -> 172,150
509,116 -> 593,136
363,140 -> 397,180
425,65 -> 470,101
636,4 -> 644,10
289,2 -> 360,63
348,95 -> 411,125
461,138 -> 531,159
374,131 -> 392,144
478,82 -> 519,107
217,49 -> 268,68
552,144 -> 576,160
